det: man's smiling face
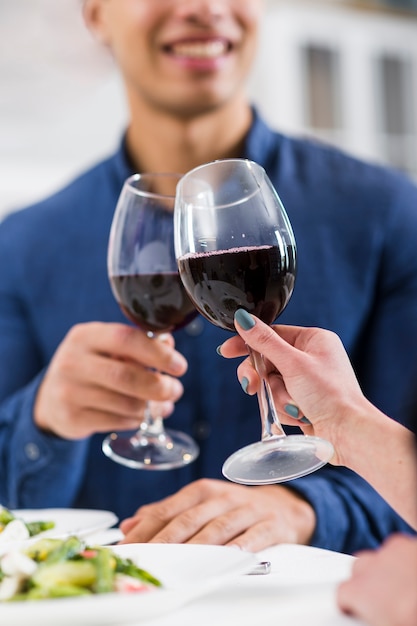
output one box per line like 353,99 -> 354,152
83,0 -> 263,118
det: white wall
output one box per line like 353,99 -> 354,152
249,1 -> 417,169
0,0 -> 128,218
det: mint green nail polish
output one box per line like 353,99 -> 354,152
235,309 -> 255,330
284,404 -> 300,418
300,416 -> 312,425
241,377 -> 250,394
216,345 -> 223,356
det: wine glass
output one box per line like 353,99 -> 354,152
102,173 -> 200,470
174,159 -> 334,484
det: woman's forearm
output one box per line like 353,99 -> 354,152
339,399 -> 417,530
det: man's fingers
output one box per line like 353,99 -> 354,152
57,408 -> 142,439
122,499 -> 225,544
225,520 -> 281,553
69,322 -> 188,376
64,352 -> 184,403
120,480 -> 209,540
185,505 -> 263,547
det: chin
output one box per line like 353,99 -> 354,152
168,89 -> 241,119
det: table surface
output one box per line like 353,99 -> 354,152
0,536 -> 366,626
126,543 -> 365,626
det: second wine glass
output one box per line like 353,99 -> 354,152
174,159 -> 334,485
103,173 -> 200,470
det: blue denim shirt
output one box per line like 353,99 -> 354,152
1,109 -> 416,553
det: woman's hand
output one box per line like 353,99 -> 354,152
219,310 -> 417,529
219,310 -> 372,467
338,534 -> 417,626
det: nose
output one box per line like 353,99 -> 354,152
175,0 -> 228,24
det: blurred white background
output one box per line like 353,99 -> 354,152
0,0 -> 416,218
0,0 -> 127,215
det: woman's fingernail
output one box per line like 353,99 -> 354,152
284,405 -> 311,424
240,377 -> 250,394
216,345 -> 223,356
235,309 -> 255,331
284,404 -> 300,418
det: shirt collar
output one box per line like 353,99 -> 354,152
112,108 -> 280,181
112,134 -> 136,184
243,107 -> 281,168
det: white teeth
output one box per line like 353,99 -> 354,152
171,40 -> 227,59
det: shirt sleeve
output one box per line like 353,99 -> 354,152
352,175 -> 417,426
288,465 -> 415,553
0,372 -> 89,509
0,211 -> 89,509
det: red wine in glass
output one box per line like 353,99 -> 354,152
175,158 -> 334,484
110,272 -> 197,334
177,244 -> 296,332
103,172 -> 200,470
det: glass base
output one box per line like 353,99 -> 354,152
222,435 -> 334,485
102,429 -> 200,470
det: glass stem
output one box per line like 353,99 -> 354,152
138,330 -> 169,441
130,402 -> 172,448
139,404 -> 165,436
247,347 -> 286,440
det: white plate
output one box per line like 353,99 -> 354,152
0,543 -> 258,626
0,508 -> 118,553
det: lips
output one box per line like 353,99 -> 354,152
164,38 -> 232,60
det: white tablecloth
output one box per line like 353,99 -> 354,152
130,544 -> 364,626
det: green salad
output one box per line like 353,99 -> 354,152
0,536 -> 162,601
0,505 -> 55,540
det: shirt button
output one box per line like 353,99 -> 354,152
185,317 -> 204,336
25,443 -> 40,460
193,420 -> 211,440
